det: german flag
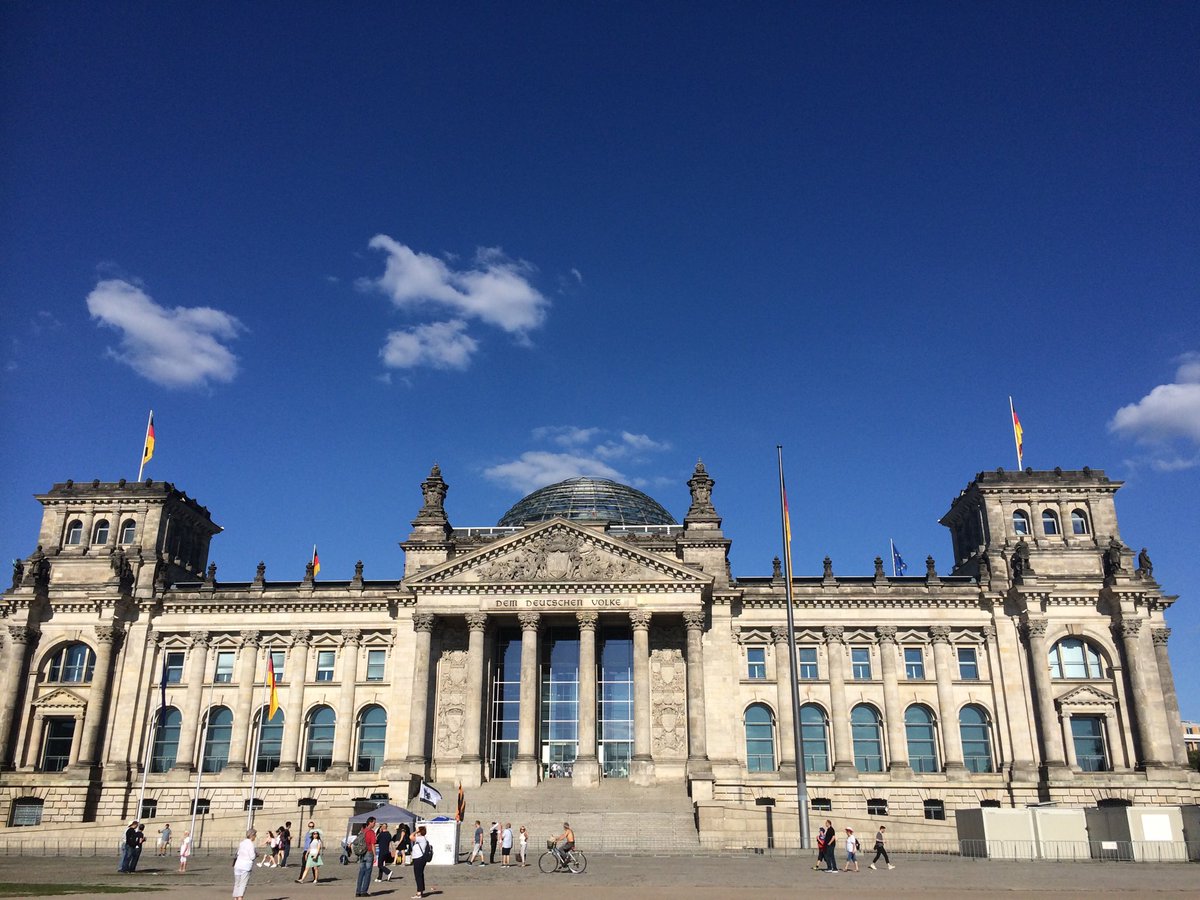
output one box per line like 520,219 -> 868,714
142,413 -> 155,465
311,545 -> 321,577
456,782 -> 466,822
267,652 -> 280,722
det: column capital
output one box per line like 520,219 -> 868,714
1022,617 -> 1048,640
239,630 -> 261,648
682,611 -> 706,632
7,625 -> 35,646
875,625 -> 898,644
1114,618 -> 1142,640
465,613 -> 489,632
629,610 -> 652,630
188,630 -> 210,649
770,625 -> 791,645
576,611 -> 599,631
340,628 -> 363,647
95,625 -> 121,645
982,624 -> 997,641
1151,626 -> 1171,646
930,625 -> 952,644
412,613 -> 436,634
290,628 -> 312,647
823,625 -> 844,644
517,611 -> 541,632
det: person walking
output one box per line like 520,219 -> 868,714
468,821 -> 486,865
869,824 -> 895,869
376,823 -> 394,882
178,831 -> 192,873
354,816 -> 377,897
301,820 -> 317,872
488,821 -> 499,864
822,820 -> 838,873
841,828 -> 860,872
393,823 -> 411,875
501,822 -> 513,867
279,821 -> 292,867
296,829 -> 323,884
518,825 -> 529,867
233,827 -> 257,900
257,830 -> 277,867
410,825 -> 431,899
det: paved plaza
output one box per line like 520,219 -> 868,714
0,852 -> 1195,898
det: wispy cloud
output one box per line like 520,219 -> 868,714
484,426 -> 672,492
1110,353 -> 1200,471
86,279 -> 244,388
380,320 -> 478,370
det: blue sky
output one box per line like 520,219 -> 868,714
2,3 -> 1197,715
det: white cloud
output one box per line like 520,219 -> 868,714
1110,353 -> 1200,445
594,431 -> 672,459
483,451 -> 624,493
531,425 -> 601,446
363,236 -> 549,335
86,279 -> 243,388
380,320 -> 478,370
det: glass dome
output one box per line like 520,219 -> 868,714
498,477 -> 677,527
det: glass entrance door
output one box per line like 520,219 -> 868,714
598,627 -> 632,778
489,629 -> 521,778
541,627 -> 579,778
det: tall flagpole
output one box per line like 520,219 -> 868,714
776,446 -> 810,850
190,678 -> 216,845
890,539 -> 897,577
137,410 -> 154,482
136,656 -> 166,819
246,648 -> 269,831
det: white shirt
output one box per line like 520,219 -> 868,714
412,835 -> 429,859
235,838 -> 257,872
845,835 -> 859,854
179,835 -> 192,858
502,827 -> 513,849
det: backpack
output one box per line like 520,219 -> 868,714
422,838 -> 434,861
351,832 -> 367,859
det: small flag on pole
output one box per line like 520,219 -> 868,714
267,652 -> 280,722
137,411 -> 156,481
159,655 -> 169,724
311,545 -> 321,577
781,475 -> 793,578
891,540 -> 908,577
456,782 -> 465,822
418,781 -> 443,807
1009,397 -> 1024,469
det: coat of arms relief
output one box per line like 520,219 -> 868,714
478,530 -> 648,582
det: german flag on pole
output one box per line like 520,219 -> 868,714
142,413 -> 155,465
267,651 -> 280,722
311,545 -> 321,577
1009,396 -> 1024,469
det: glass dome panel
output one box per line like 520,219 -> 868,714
498,477 -> 677,527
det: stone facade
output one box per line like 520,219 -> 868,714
0,465 -> 1195,841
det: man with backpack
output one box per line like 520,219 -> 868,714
353,817 -> 376,897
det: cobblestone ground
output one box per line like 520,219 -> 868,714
0,852 -> 1195,898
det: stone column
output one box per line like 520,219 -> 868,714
824,626 -> 854,775
574,612 -> 600,788
1062,711 -> 1078,768
460,613 -> 489,787
876,626 -> 910,773
929,626 -> 965,775
1102,711 -> 1121,770
1150,627 -> 1189,766
0,626 -> 35,769
170,631 -> 209,774
328,629 -> 362,777
1115,618 -> 1169,768
771,625 -> 797,777
629,610 -> 655,785
404,614 -> 436,773
75,625 -> 121,770
1023,618 -> 1066,769
278,630 -> 312,774
510,612 -> 541,788
225,631 -> 260,775
68,713 -> 85,767
685,611 -> 713,780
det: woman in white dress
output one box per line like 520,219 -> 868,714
178,830 -> 193,873
233,828 -> 257,900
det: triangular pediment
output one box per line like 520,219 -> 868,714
32,688 -> 88,711
1055,684 -> 1118,708
406,518 -> 710,589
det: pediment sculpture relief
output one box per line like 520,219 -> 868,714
478,531 -> 649,583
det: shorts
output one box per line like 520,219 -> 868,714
847,851 -> 857,862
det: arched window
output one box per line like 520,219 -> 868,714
304,706 -> 335,772
355,705 -> 387,772
92,519 -> 110,544
151,708 -> 182,772
119,519 -> 137,544
744,703 -> 776,773
202,706 -> 233,773
65,520 -> 83,545
960,705 -> 994,773
851,705 -> 884,772
799,704 -> 829,772
1012,510 -> 1030,535
1041,510 -> 1059,536
1048,638 -> 1105,679
904,705 -> 939,772
47,644 -> 96,683
254,707 -> 284,773
1070,509 -> 1090,535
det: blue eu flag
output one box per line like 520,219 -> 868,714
892,545 -> 908,576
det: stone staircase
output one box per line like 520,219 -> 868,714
450,779 -> 701,856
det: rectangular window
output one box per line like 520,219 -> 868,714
270,650 -> 286,684
366,649 -> 386,681
866,798 -> 889,816
957,647 -> 980,680
316,650 -> 335,682
1071,716 -> 1108,771
214,651 -> 234,683
851,646 -> 872,680
904,647 -> 925,679
746,647 -> 766,680
797,646 -> 819,680
165,651 -> 185,684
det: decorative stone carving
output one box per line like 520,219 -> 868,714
650,645 -> 686,756
873,557 -> 885,578
239,630 -> 261,648
876,625 -> 898,644
1011,539 -> 1032,580
303,560 -> 315,582
630,610 -> 652,630
420,465 -> 448,515
254,561 -> 266,584
290,628 -> 312,647
981,624 -> 997,641
682,611 -> 706,632
1102,537 -> 1125,579
823,625 -> 844,643
1137,548 -> 1153,579
10,559 -> 23,591
772,556 -> 782,580
925,556 -> 939,580
1114,618 -> 1142,640
8,625 -> 35,646
1151,626 -> 1170,646
340,628 -> 363,647
823,557 -> 834,579
977,552 -> 991,584
412,613 -> 436,634
352,560 -> 364,586
1022,618 -> 1047,640
22,546 -> 49,589
204,563 -> 217,585
465,613 -> 488,632
576,611 -> 598,631
516,611 -> 540,632
435,648 -> 468,755
930,625 -> 952,644
684,460 -> 717,521
479,530 -> 645,582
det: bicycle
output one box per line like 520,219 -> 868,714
538,839 -> 587,874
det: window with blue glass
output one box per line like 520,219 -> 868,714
1071,715 -> 1108,771
202,706 -> 233,773
366,649 -> 386,681
746,647 -> 766,680
905,705 -> 939,772
598,628 -> 633,778
315,650 -> 335,682
1049,638 -> 1104,679
1071,509 -> 1090,535
957,647 -> 980,680
41,718 -> 75,772
541,627 -> 579,778
745,703 -> 776,772
64,520 -> 83,545
92,519 -> 110,544
164,651 -> 185,684
489,630 -> 522,778
151,708 -> 182,772
48,644 -> 96,683
904,647 -> 925,679
1042,509 -> 1060,535
1012,510 -> 1030,535
356,705 -> 387,772
304,706 -> 335,772
214,650 -> 234,683
960,705 -> 993,773
851,647 -> 872,680
255,707 -> 283,772
800,704 -> 829,772
119,519 -> 137,544
797,646 -> 818,679
852,705 -> 884,772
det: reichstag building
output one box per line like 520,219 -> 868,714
1,462 -> 1195,842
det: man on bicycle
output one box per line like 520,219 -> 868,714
553,822 -> 575,861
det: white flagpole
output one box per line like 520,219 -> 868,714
137,409 -> 153,482
246,648 -> 269,830
136,656 -> 165,820
1009,396 -> 1023,470
890,539 -> 897,577
189,678 -> 216,845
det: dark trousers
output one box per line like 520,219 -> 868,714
119,845 -> 135,872
873,843 -> 890,864
489,834 -> 498,863
378,851 -> 391,879
413,856 -> 427,894
355,855 -> 373,894
824,846 -> 837,870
